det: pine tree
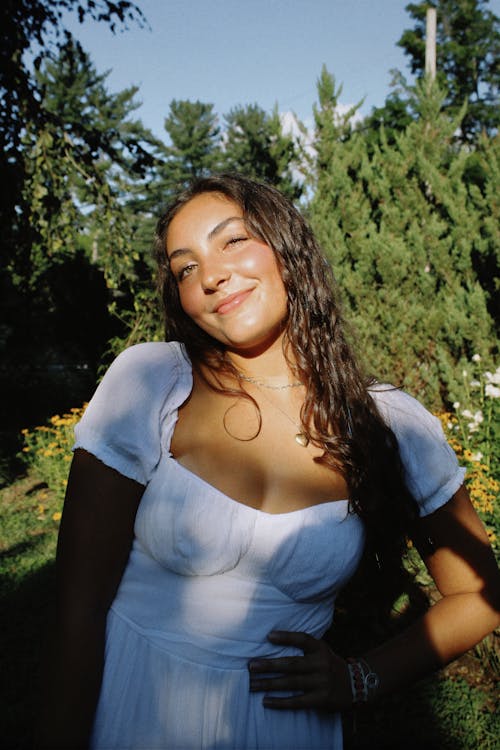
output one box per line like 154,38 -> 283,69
18,40 -> 158,291
223,104 -> 302,199
162,99 -> 221,190
309,72 -> 496,406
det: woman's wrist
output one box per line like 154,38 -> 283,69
347,656 -> 380,704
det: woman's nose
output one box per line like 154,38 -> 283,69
201,258 -> 231,292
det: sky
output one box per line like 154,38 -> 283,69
63,0 -> 500,140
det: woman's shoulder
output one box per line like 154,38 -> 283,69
368,383 -> 465,515
102,340 -> 191,391
73,342 -> 192,485
368,383 -> 438,428
109,340 -> 189,372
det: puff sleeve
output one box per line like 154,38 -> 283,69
371,386 -> 466,517
73,342 -> 192,485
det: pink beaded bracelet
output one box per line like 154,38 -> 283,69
347,657 -> 380,704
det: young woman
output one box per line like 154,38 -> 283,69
39,174 -> 499,749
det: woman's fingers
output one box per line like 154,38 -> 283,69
248,655 -> 315,675
263,691 -> 328,710
249,673 -> 324,692
266,630 -> 321,653
248,630 -> 352,712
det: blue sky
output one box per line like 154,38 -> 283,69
63,0 -> 500,139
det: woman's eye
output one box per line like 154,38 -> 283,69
176,263 -> 196,281
225,236 -> 249,247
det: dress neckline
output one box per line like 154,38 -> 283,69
169,344 -> 350,519
169,455 -> 350,519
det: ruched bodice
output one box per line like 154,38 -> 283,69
114,455 -> 365,670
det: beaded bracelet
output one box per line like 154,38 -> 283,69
347,657 -> 380,704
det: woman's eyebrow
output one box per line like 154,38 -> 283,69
168,217 -> 245,263
207,216 -> 245,241
168,247 -> 191,264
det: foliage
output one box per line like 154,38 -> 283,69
0,0 -> 146,283
437,358 -> 500,553
162,99 -> 221,188
343,674 -> 499,749
1,0 -> 154,443
397,0 -> 500,142
17,40 -> 158,292
223,104 -> 302,200
465,132 -> 500,328
20,406 -> 85,504
308,68 -> 497,407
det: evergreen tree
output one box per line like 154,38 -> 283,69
309,71 -> 496,406
0,0 -> 145,283
223,104 -> 302,199
2,35 -> 160,410
19,39 -> 158,290
465,132 -> 500,328
398,0 -> 500,141
1,1 -> 149,361
162,99 -> 221,190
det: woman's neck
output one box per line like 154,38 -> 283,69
226,337 -> 297,384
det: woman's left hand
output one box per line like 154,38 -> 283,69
248,630 -> 352,712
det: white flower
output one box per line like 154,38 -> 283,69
468,422 -> 479,433
485,368 -> 500,385
470,380 -> 481,388
447,421 -> 453,429
472,353 -> 481,362
485,383 -> 500,398
473,410 -> 483,423
471,451 -> 483,462
462,369 -> 468,378
461,409 -> 473,419
453,401 -> 460,410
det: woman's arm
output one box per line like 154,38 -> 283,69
36,449 -> 144,749
362,484 -> 500,695
248,485 -> 500,711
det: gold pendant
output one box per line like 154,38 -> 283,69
295,433 -> 309,447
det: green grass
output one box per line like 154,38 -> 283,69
0,475 -> 61,750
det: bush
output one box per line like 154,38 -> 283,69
20,405 -> 86,509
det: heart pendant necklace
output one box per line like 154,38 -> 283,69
248,381 -> 309,447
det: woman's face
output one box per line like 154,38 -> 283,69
165,192 -> 288,355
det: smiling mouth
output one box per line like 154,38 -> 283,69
214,289 -> 254,315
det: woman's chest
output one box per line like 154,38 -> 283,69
134,456 -> 365,601
171,388 -> 349,514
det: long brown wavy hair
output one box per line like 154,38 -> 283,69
154,173 -> 419,572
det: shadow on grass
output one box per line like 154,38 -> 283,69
1,560 -> 56,750
0,538 -> 50,564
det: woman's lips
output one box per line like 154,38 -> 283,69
214,288 -> 254,314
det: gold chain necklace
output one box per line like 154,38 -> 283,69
251,382 -> 310,447
238,373 -> 302,390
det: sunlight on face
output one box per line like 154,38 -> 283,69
166,193 -> 288,354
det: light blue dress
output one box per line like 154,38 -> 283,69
74,342 -> 465,750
